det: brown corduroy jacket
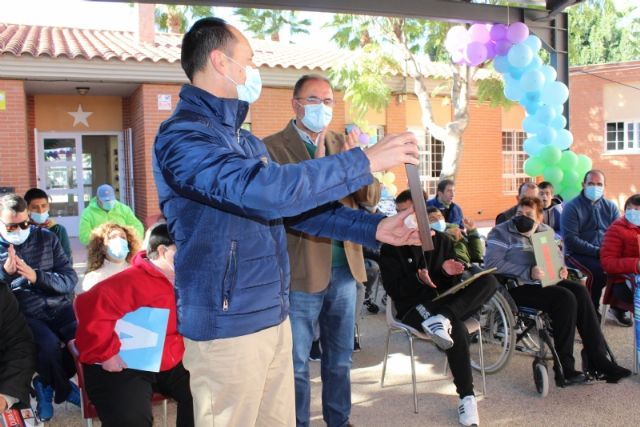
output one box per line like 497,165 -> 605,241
264,120 -> 381,293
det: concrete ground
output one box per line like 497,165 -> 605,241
44,238 -> 639,426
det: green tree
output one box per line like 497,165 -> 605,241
568,0 -> 640,65
155,4 -> 212,33
327,15 -> 503,180
234,8 -> 311,42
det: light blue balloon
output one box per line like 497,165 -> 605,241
504,80 -> 523,101
507,43 -> 533,68
524,100 -> 539,115
554,104 -> 564,116
523,35 -> 542,53
520,69 -> 546,92
535,104 -> 556,125
555,129 -> 574,150
550,114 -> 567,129
525,56 -> 543,72
541,81 -> 569,105
508,65 -> 525,79
523,136 -> 544,156
494,55 -> 511,74
540,65 -> 557,83
522,91 -> 541,115
522,115 -> 541,134
537,126 -> 557,144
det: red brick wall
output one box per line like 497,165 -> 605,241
570,67 -> 640,208
0,80 -> 30,194
26,96 -> 36,190
128,84 -> 182,222
385,95 -> 409,191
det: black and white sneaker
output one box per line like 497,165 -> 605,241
421,314 -> 454,350
458,395 -> 479,426
607,308 -> 633,327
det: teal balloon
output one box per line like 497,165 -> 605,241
523,156 -> 545,177
523,137 -> 544,156
494,55 -> 510,73
540,145 -> 562,165
555,129 -> 574,150
541,81 -> 569,105
508,43 -> 533,68
523,35 -> 542,53
543,165 -> 564,186
522,115 -> 541,134
558,150 -> 578,170
520,69 -> 545,92
535,105 -> 556,125
540,65 -> 557,83
550,114 -> 567,129
537,126 -> 557,144
561,169 -> 580,189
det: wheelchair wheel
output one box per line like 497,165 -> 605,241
470,291 -> 516,374
533,360 -> 549,397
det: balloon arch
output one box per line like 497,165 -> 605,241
445,22 -> 591,201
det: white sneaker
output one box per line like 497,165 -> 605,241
458,395 -> 479,426
421,314 -> 454,350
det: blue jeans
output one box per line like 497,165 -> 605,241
290,265 -> 356,427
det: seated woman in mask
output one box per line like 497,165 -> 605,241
485,197 -> 630,384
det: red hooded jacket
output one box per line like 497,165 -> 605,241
75,251 -> 184,371
600,217 -> 640,276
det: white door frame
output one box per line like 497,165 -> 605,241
36,131 -> 124,236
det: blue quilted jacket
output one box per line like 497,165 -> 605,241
0,227 -> 77,319
153,85 -> 383,341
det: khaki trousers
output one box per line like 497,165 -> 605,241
183,318 -> 295,427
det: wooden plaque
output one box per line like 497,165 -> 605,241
405,163 -> 434,252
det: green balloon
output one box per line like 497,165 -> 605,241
558,150 -> 578,170
561,186 -> 581,201
576,154 -> 593,176
524,156 -> 545,177
543,165 -> 564,186
540,145 -> 562,165
561,169 -> 579,189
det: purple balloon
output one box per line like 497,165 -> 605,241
358,133 -> 370,145
490,24 -> 508,42
465,42 -> 488,66
469,23 -> 490,44
495,39 -> 512,56
485,42 -> 496,60
507,22 -> 529,44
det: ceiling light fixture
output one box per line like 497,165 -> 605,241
76,87 -> 90,95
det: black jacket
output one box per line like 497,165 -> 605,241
380,232 -> 458,317
0,227 -> 77,319
0,283 -> 36,404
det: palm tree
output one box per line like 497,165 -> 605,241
155,5 -> 212,33
234,8 -> 311,42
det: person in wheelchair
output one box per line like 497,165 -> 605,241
485,197 -> 631,384
379,190 -> 499,427
600,193 -> 640,310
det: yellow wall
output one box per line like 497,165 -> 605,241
343,100 -> 386,126
603,82 -> 640,122
34,95 -> 122,131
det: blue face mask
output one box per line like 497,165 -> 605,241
301,103 -> 333,133
106,236 -> 129,261
30,211 -> 49,224
1,227 -> 31,246
223,55 -> 262,104
101,200 -> 116,211
625,209 -> 640,226
584,185 -> 604,202
429,219 -> 447,233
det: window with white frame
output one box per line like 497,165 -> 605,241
409,127 -> 444,197
605,121 -> 640,152
502,130 -> 534,194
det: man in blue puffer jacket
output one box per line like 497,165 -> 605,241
153,17 -> 420,427
0,194 -> 79,421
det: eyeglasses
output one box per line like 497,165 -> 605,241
0,219 -> 30,232
295,96 -> 335,107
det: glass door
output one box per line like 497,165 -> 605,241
37,134 -> 85,236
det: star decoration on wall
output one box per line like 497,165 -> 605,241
68,104 -> 93,127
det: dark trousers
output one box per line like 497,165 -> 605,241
509,280 -> 609,373
83,362 -> 194,427
25,303 -> 76,403
399,274 -> 498,398
566,254 -> 607,310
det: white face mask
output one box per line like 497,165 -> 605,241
222,55 -> 262,104
1,227 -> 31,246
